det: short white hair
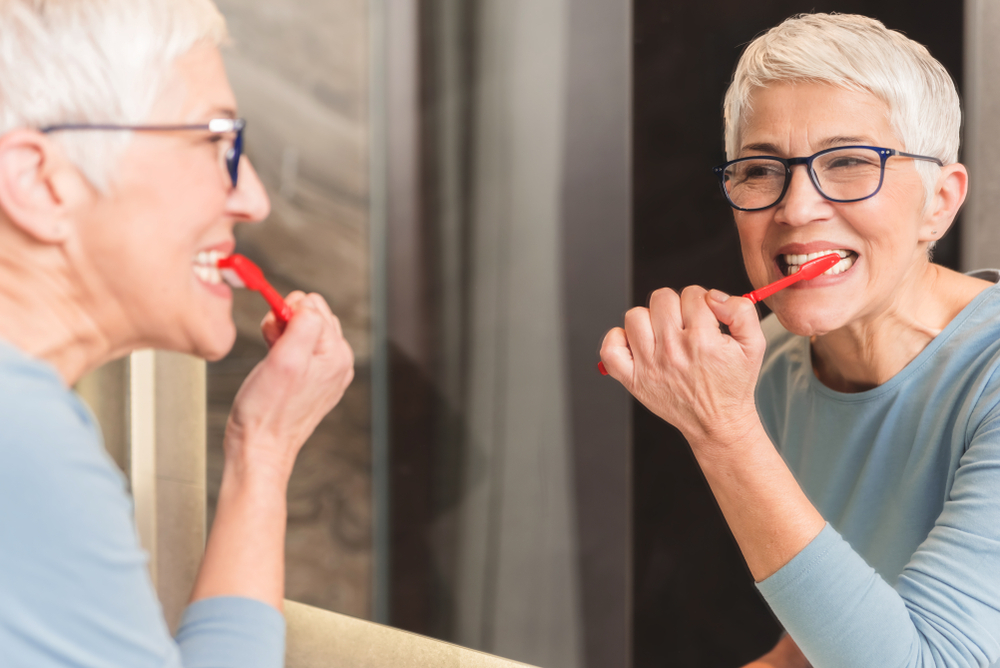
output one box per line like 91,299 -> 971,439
723,13 -> 961,202
0,0 -> 228,190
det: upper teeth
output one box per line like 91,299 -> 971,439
782,249 -> 856,276
193,250 -> 225,285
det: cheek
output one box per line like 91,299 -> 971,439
849,195 -> 922,260
734,216 -> 771,279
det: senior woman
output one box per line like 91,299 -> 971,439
602,13 -> 1000,668
0,1 -> 353,667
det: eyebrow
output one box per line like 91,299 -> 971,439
740,136 -> 876,155
206,106 -> 237,119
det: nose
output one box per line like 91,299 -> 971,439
226,156 -> 271,223
774,163 -> 829,226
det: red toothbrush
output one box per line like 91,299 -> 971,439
217,254 -> 293,324
742,253 -> 841,304
598,253 -> 841,375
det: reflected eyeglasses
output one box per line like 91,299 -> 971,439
713,145 -> 943,212
40,118 -> 247,188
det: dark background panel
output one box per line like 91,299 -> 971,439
632,2 -> 964,666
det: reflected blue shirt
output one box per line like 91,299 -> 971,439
0,342 -> 284,667
755,272 -> 1000,668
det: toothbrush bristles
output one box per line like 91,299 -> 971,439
220,267 -> 246,288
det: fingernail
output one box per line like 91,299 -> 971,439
708,289 -> 730,303
598,361 -> 609,376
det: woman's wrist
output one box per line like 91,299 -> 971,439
193,457 -> 290,608
683,409 -> 768,465
222,424 -> 298,489
684,421 -> 826,581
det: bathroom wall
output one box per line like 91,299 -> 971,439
964,0 -> 1000,271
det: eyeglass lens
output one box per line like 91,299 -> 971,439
225,127 -> 243,188
722,147 -> 884,210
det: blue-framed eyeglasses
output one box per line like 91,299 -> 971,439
40,118 -> 246,188
713,145 -> 943,212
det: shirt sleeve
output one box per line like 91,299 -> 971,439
0,371 -> 284,668
757,402 -> 1000,668
176,598 -> 285,668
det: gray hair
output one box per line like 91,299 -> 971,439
0,0 -> 228,190
723,13 -> 961,203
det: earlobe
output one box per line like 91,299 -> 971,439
920,163 -> 968,242
0,129 -> 80,244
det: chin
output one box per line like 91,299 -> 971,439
187,320 -> 238,361
770,301 -> 842,338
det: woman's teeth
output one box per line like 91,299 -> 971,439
782,249 -> 856,276
193,250 -> 225,285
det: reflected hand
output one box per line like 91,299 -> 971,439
600,286 -> 765,448
225,291 -> 355,481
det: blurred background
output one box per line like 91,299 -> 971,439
201,1 -> 969,667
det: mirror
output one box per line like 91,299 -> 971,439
210,1 -> 630,666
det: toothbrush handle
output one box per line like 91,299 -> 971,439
259,284 -> 292,324
743,253 -> 842,304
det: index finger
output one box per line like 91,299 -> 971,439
261,290 -> 309,348
600,326 -> 635,384
679,285 -> 723,333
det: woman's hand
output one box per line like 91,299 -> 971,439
600,286 -> 765,449
224,291 -> 355,483
600,285 -> 825,581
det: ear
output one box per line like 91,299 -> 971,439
0,129 -> 88,244
919,162 -> 968,243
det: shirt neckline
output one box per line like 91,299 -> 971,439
803,275 -> 1000,402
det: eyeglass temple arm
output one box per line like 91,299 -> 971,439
40,120 -> 243,133
893,149 -> 944,166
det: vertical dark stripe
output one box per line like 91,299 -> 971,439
561,0 -> 633,666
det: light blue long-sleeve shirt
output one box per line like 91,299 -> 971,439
755,271 -> 1000,668
0,342 -> 285,667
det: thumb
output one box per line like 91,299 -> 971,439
261,311 -> 286,348
705,290 -> 764,347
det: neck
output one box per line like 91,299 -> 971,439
0,234 -> 129,387
810,263 -> 991,392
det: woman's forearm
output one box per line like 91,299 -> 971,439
189,463 -> 290,610
187,294 -> 354,611
689,423 -> 825,582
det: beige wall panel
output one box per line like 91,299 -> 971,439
156,478 -> 206,633
146,352 -> 207,633
75,359 -> 129,473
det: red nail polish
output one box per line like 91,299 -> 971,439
598,361 -> 608,376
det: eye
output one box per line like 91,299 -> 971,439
827,156 -> 873,169
730,160 -> 784,182
744,164 -> 782,178
818,149 -> 882,172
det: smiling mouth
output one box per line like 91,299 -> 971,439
778,250 -> 858,277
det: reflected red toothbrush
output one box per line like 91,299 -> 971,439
742,252 -> 841,304
598,253 -> 842,375
217,254 -> 293,324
